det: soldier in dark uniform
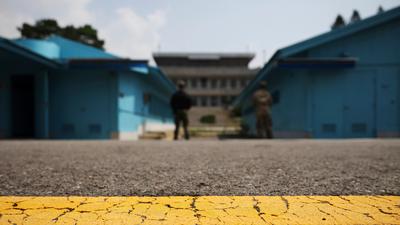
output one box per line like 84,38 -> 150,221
170,80 -> 192,140
252,81 -> 273,139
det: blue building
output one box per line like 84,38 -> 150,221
234,7 -> 400,138
0,35 -> 175,140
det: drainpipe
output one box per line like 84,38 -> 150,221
42,70 -> 49,138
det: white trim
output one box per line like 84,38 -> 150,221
144,122 -> 175,132
111,131 -> 139,140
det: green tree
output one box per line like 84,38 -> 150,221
18,19 -> 105,49
331,14 -> 346,30
350,10 -> 361,24
378,6 -> 385,14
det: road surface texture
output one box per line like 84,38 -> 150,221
0,139 -> 399,196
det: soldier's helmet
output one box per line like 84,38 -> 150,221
259,81 -> 268,88
177,80 -> 186,89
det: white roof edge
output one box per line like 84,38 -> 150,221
153,52 -> 255,59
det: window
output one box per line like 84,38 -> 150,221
211,79 -> 218,89
201,96 -> 208,106
211,96 -> 218,106
220,79 -> 227,88
201,78 -> 208,88
231,79 -> 237,89
192,96 -> 198,107
272,90 -> 280,105
223,96 -> 234,105
184,79 -> 190,87
191,79 -> 198,88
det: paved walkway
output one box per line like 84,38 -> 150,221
1,196 -> 400,224
1,140 -> 399,196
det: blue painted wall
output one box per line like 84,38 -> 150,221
117,72 -> 145,133
117,70 -> 174,135
49,70 -> 115,139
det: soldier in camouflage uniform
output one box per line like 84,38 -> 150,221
170,80 -> 192,140
252,81 -> 273,139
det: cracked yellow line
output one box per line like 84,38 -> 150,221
0,196 -> 399,224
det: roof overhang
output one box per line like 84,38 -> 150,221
153,52 -> 255,59
277,57 -> 358,69
67,58 -> 148,71
0,37 -> 61,68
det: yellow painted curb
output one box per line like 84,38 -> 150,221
0,196 -> 399,224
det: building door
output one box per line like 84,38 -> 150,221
312,72 -> 345,138
11,75 -> 35,138
375,69 -> 399,136
342,70 -> 376,138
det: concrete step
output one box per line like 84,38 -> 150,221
139,131 -> 166,140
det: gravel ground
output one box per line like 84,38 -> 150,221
0,139 -> 399,196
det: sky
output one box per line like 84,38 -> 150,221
1,0 -> 399,68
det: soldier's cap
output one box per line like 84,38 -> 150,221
177,80 -> 186,88
259,81 -> 268,88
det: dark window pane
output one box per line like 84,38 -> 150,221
211,96 -> 218,106
201,78 -> 207,88
220,80 -> 227,88
201,96 -> 207,106
192,79 -> 198,88
211,79 -> 217,89
231,79 -> 237,89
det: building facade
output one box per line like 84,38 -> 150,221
0,35 -> 175,140
153,53 -> 258,126
234,6 -> 400,138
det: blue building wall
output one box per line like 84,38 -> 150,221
117,72 -> 145,135
49,70 -> 116,139
117,70 -> 174,138
238,11 -> 400,138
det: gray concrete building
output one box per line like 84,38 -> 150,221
153,52 -> 258,126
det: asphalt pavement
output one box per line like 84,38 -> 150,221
0,139 -> 399,196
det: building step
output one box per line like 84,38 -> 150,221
139,131 -> 167,140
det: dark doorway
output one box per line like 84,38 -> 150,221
11,75 -> 35,138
